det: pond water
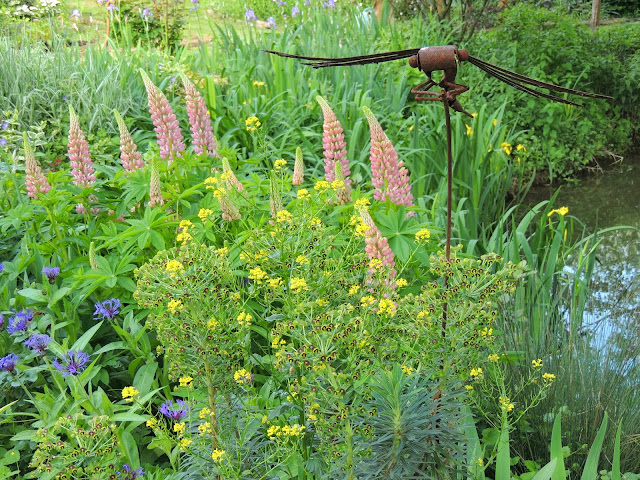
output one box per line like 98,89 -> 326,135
524,156 -> 640,339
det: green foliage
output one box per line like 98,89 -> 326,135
112,0 -> 186,51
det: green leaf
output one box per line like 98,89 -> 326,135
580,413 -> 608,480
119,430 -> 140,467
551,413 -> 566,480
112,413 -> 149,423
0,449 -> 20,466
10,430 -> 35,442
531,459 -> 558,480
18,288 -> 47,303
49,287 -> 71,306
495,417 -> 511,480
611,420 -> 622,480
133,361 -> 158,395
148,438 -> 173,456
71,321 -> 104,352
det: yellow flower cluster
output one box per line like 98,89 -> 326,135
234,368 -> 252,384
349,285 -> 360,295
542,373 -> 556,382
360,296 -> 375,307
296,255 -> 309,265
331,179 -> 345,190
488,354 -> 500,363
310,217 -> 322,228
480,327 -> 493,337
271,336 -> 287,349
198,208 -> 214,221
245,116 -> 261,131
207,317 -> 219,330
237,311 -> 252,327
501,142 -> 513,155
377,298 -> 396,317
174,422 -> 185,434
249,267 -> 268,284
167,299 -> 183,314
204,176 -> 217,190
179,376 -> 193,388
253,80 -> 265,87
499,396 -> 515,412
274,159 -> 287,170
199,407 -> 211,419
470,367 -> 483,379
355,197 -> 371,210
177,220 -> 193,244
396,278 -> 408,288
314,180 -> 331,192
216,247 -> 228,257
414,229 -> 431,243
266,423 -> 306,439
532,358 -> 543,368
465,385 -> 474,391
211,449 -> 225,462
198,422 -> 212,435
121,386 -> 139,402
267,278 -> 283,289
289,277 -> 308,293
401,365 -> 414,375
547,206 -> 569,217
369,258 -> 383,270
276,209 -> 293,223
517,144 -> 526,152
165,259 -> 184,277
465,124 -> 473,136
349,215 -> 370,237
179,438 -> 192,449
146,417 -> 157,428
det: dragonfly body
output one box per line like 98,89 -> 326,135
264,45 -> 611,116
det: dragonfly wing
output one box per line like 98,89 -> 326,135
263,48 -> 421,68
468,55 -> 612,101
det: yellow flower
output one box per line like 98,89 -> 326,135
349,285 -> 360,295
179,376 -> 193,388
470,367 -> 483,378
146,417 -> 158,428
480,327 -> 493,337
369,258 -> 383,270
204,176 -> 217,189
415,229 -> 431,243
354,218 -> 369,237
121,386 -> 139,401
174,422 -> 185,434
276,209 -> 293,223
199,407 -> 211,419
547,206 -> 569,217
543,373 -> 556,382
492,118 -> 497,127
499,396 -> 515,412
167,299 -> 183,314
179,438 -> 192,449
516,144 -> 527,152
267,277 -> 283,289
179,219 -> 193,230
360,296 -> 375,307
245,116 -> 261,131
267,425 -> 280,439
198,208 -> 214,221
316,298 -> 328,307
198,422 -> 212,435
354,197 -> 370,210
488,354 -> 500,363
216,247 -> 228,257
274,158 -> 287,170
465,124 -> 473,136
237,311 -> 252,327
176,231 -> 192,245
211,449 -> 225,462
253,80 -> 265,87
165,259 -> 184,277
314,180 -> 331,192
401,365 -> 414,375
330,179 -> 345,191
501,142 -> 513,156
395,278 -> 408,288
207,317 -> 219,329
289,277 -> 309,293
532,359 -> 543,368
249,267 -> 268,284
297,188 -> 310,200
310,217 -> 322,227
465,385 -> 474,391
296,255 -> 309,265
476,457 -> 484,466
271,336 -> 286,349
234,368 -> 252,384
262,415 -> 268,424
377,298 -> 396,317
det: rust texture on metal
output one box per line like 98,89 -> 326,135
264,45 -> 612,116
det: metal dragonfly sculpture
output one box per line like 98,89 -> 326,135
264,45 -> 612,117
264,45 -> 611,261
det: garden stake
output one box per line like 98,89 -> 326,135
265,44 -> 612,338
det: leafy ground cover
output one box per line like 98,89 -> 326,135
1,1 -> 639,479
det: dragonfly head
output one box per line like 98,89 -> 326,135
456,49 -> 470,63
408,54 -> 419,70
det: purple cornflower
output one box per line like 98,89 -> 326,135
94,298 -> 121,321
267,16 -> 276,28
53,350 -> 90,377
0,354 -> 19,373
24,333 -> 52,354
324,0 -> 335,7
70,8 -> 81,17
0,138 -> 7,147
278,0 -> 286,5
107,3 -> 119,11
291,5 -> 300,16
42,266 -> 60,283
189,0 -> 199,10
117,464 -> 145,479
0,314 -> 4,328
159,399 -> 189,420
7,309 -> 34,334
141,7 -> 152,18
1,121 -> 8,130
305,0 -> 310,5
245,9 -> 257,22
0,263 -> 4,273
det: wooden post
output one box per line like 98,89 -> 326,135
590,0 -> 601,30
